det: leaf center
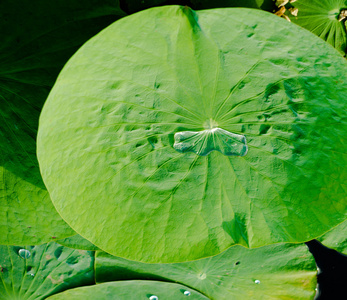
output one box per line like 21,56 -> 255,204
173,127 -> 248,157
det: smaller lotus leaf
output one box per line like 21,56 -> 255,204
57,234 -> 100,251
0,243 -> 94,300
46,280 -> 209,300
317,219 -> 347,254
95,243 -> 317,300
282,0 -> 347,55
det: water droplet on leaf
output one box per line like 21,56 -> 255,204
149,296 -> 158,300
184,290 -> 191,296
18,249 -> 31,259
255,280 -> 260,284
174,127 -> 247,156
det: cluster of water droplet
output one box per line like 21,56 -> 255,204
148,290 -> 191,299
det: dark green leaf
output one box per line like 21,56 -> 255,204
0,0 -> 126,245
191,0 -> 276,11
0,243 -> 94,300
120,0 -> 167,14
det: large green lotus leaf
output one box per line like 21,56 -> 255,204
47,280 -> 209,300
0,0 -> 126,245
95,243 -> 317,299
57,234 -> 100,251
37,6 -> 347,263
317,219 -> 347,254
0,242 -> 94,300
283,0 -> 347,55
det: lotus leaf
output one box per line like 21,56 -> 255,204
282,0 -> 347,55
317,219 -> 347,254
57,234 -> 100,251
0,242 -> 94,300
96,243 -> 317,299
0,0 -> 126,245
191,0 -> 276,11
37,6 -> 347,262
120,0 -> 167,14
46,280 -> 209,299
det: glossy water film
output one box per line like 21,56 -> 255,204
174,127 -> 248,156
18,249 -> 31,259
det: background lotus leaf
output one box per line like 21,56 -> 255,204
57,234 -> 100,251
0,0 -> 126,245
317,219 -> 347,254
37,6 -> 347,263
0,242 -> 94,300
282,0 -> 347,55
95,243 -> 317,300
120,0 -> 167,14
46,280 -> 209,299
191,0 -> 275,11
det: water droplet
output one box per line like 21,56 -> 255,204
184,290 -> 191,296
18,249 -> 31,259
254,280 -> 260,284
30,273 -> 35,277
174,127 -> 247,157
149,296 -> 158,300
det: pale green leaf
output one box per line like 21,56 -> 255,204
37,6 -> 347,262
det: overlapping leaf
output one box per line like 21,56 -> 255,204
47,281 -> 209,299
317,219 -> 347,254
57,234 -> 100,251
0,0 -> 126,245
37,6 -> 347,262
282,0 -> 347,55
0,243 -> 94,300
95,243 -> 317,299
